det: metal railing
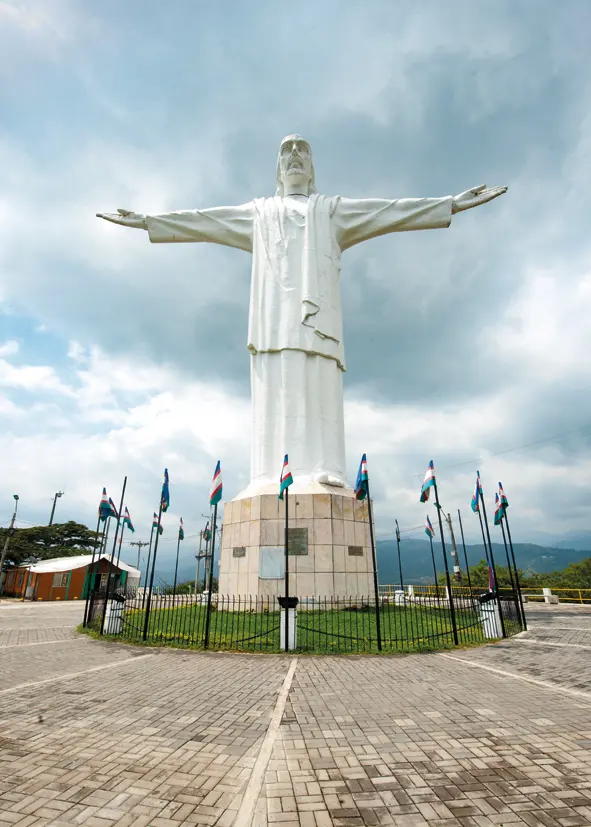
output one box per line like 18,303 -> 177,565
89,585 -> 524,653
520,587 -> 591,605
381,584 -> 591,605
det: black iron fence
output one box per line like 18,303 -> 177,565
86,584 -> 524,654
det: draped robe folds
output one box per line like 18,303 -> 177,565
146,193 -> 453,495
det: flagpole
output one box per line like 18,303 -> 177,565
457,510 -> 473,593
83,511 -> 103,628
478,480 -> 506,639
142,523 -> 155,610
143,501 -> 163,642
116,520 -> 126,566
203,515 -> 212,592
429,536 -> 438,590
195,530 -> 203,595
499,517 -> 521,628
365,476 -> 382,652
284,487 -> 290,652
100,476 -> 127,635
395,520 -> 404,596
432,478 -> 458,646
100,518 -> 109,556
173,529 -> 181,598
503,510 -> 527,631
203,503 -> 218,649
476,509 -> 490,572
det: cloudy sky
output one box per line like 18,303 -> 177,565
1,0 -> 590,573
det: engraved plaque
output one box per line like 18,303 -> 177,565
232,546 -> 246,558
348,545 -> 363,557
288,527 -> 308,556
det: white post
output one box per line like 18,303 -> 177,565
280,607 -> 297,651
479,601 -> 502,639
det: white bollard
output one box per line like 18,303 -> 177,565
104,599 -> 124,634
479,600 -> 502,639
280,608 -> 297,651
394,590 -> 405,605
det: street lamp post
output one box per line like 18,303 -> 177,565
0,494 -> 20,597
49,491 -> 64,526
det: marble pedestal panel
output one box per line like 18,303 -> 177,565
218,492 -> 374,598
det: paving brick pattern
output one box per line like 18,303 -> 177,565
0,601 -> 83,648
0,602 -> 590,826
0,627 -> 80,648
0,638 -> 149,692
0,645 -> 289,826
271,654 -> 591,827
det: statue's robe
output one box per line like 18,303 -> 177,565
146,193 -> 452,494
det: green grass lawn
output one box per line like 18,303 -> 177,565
111,600 -> 493,654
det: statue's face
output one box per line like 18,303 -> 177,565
278,136 -> 313,192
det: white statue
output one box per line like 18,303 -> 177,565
98,135 -> 506,496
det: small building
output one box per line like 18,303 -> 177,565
3,554 -> 141,601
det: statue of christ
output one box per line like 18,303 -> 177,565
98,135 -> 506,497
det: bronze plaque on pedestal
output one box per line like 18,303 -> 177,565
288,527 -> 308,556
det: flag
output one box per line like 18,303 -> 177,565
123,507 -> 135,533
420,461 -> 436,503
499,482 -> 509,515
488,561 -> 495,592
210,461 -> 223,506
424,515 -> 435,539
161,468 -> 170,513
279,454 -> 293,500
395,519 -> 401,543
354,453 -> 368,501
471,472 -> 482,513
108,498 -> 119,520
202,521 -> 212,543
152,512 -> 163,536
494,492 -> 502,526
98,488 -> 111,522
179,518 -> 184,541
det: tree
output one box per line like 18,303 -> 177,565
0,521 -> 101,569
528,558 -> 591,589
439,556 -> 591,592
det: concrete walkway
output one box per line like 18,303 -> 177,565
0,601 -> 589,826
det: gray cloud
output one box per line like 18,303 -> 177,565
2,0 -> 591,549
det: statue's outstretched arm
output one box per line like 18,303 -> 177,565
335,185 -> 507,251
97,204 -> 254,252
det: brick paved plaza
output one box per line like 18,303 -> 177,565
0,600 -> 590,826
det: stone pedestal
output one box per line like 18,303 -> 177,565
219,490 -> 374,598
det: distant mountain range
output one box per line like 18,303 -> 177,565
376,539 -> 590,584
141,539 -> 590,588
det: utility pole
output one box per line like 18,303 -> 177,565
49,491 -> 64,526
195,530 -> 204,594
0,494 -> 20,597
444,512 -> 462,583
129,540 -> 150,572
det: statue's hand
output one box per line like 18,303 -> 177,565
96,208 -> 147,229
452,185 -> 507,214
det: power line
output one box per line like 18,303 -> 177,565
445,423 -> 591,472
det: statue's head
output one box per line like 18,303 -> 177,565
276,134 -> 317,196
